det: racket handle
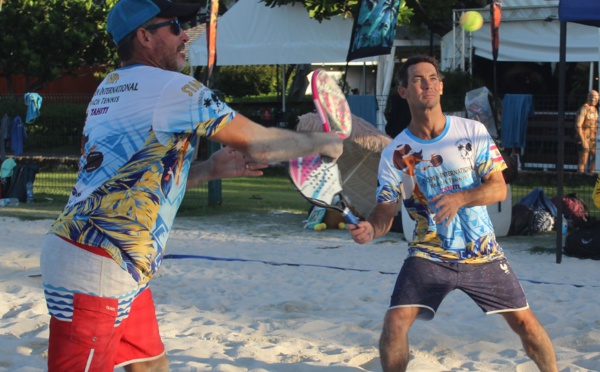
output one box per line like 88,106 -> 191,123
342,208 -> 360,225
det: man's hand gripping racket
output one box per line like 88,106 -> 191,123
289,69 -> 359,225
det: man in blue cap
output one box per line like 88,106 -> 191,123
39,0 -> 343,370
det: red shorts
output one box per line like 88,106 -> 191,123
47,287 -> 165,371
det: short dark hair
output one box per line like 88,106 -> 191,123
116,19 -> 156,62
116,32 -> 137,61
397,55 -> 443,87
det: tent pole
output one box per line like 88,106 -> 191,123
590,62 -> 594,91
282,64 -> 286,115
362,63 -> 367,94
597,30 -> 600,173
556,21 -> 567,264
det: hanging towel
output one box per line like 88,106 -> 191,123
24,92 -> 43,124
11,116 -> 26,156
500,94 -> 534,148
1,158 -> 17,179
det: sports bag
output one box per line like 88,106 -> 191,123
552,193 -> 590,229
529,209 -> 554,234
564,226 -> 600,260
508,204 -> 534,236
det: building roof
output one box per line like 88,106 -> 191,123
184,23 -> 206,61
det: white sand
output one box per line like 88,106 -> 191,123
1,212 -> 600,371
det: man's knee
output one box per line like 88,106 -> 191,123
382,307 -> 419,337
124,353 -> 169,372
502,309 -> 543,336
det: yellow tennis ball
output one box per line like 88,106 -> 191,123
460,11 -> 483,32
314,223 -> 327,231
338,222 -> 346,230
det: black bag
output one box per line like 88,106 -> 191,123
564,227 -> 600,260
508,204 -> 534,236
6,164 -> 39,202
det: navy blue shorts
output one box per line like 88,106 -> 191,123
389,257 -> 529,320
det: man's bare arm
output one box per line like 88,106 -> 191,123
349,203 -> 399,244
186,147 -> 267,188
209,114 -> 343,163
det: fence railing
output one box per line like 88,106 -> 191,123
2,93 -> 598,216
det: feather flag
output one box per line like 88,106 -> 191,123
490,0 -> 502,137
490,0 -> 502,62
346,0 -> 402,62
205,0 -> 218,87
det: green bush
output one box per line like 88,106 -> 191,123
441,69 -> 486,112
25,103 -> 85,154
0,96 -> 22,119
217,66 -> 278,98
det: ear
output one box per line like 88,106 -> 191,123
136,28 -> 152,45
439,80 -> 444,96
398,85 -> 407,99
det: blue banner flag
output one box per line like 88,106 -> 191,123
346,0 -> 402,61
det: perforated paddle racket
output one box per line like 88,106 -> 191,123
289,69 -> 359,225
311,68 -> 352,138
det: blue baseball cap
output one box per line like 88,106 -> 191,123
107,0 -> 201,45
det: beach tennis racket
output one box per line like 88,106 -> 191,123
289,155 -> 359,225
311,68 -> 352,139
288,69 -> 359,225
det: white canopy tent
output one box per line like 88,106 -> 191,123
189,0 -> 376,66
188,0 -> 399,132
441,0 -> 600,71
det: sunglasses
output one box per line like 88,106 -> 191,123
144,19 -> 181,36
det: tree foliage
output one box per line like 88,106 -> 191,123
216,65 -> 279,98
261,0 -> 413,24
0,0 -> 119,93
261,0 -> 483,35
404,0 -> 485,36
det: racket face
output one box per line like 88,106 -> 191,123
288,154 -> 345,213
311,69 -> 352,138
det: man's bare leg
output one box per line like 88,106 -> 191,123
124,353 -> 169,372
502,309 -> 558,372
379,307 -> 420,372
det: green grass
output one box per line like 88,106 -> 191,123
528,246 -> 557,255
0,169 -> 311,221
178,173 -> 311,216
3,167 -> 598,222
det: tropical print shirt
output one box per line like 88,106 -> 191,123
377,116 -> 507,263
50,65 -> 235,284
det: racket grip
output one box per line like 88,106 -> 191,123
342,208 -> 360,225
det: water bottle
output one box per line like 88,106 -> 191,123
0,198 -> 19,207
561,214 -> 568,247
26,182 -> 34,204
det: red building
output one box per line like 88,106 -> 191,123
0,66 -> 103,96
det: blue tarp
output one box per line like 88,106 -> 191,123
519,187 -> 558,218
559,1 -> 600,27
347,95 -> 378,127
